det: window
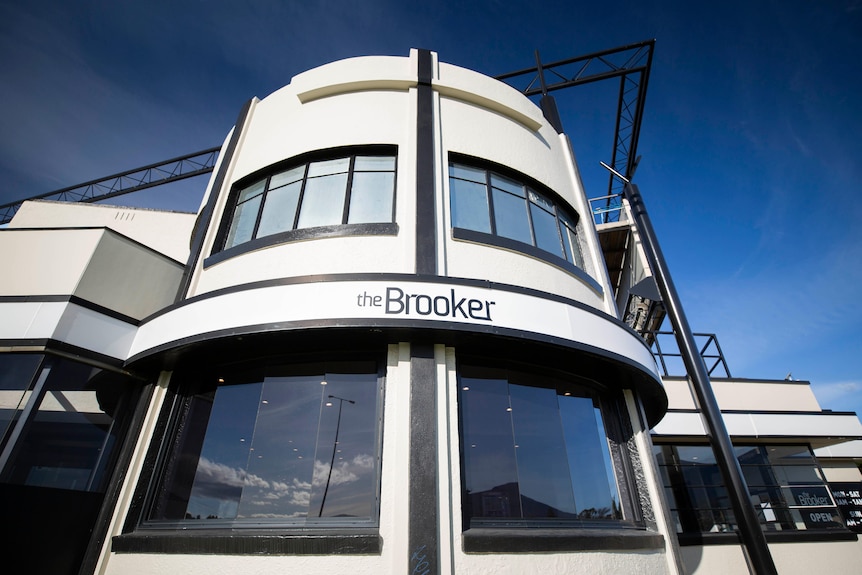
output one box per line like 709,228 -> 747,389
653,443 -> 846,536
0,354 -> 141,575
449,161 -> 585,270
143,360 -> 383,528
0,355 -> 136,493
218,148 -> 397,253
458,364 -> 629,528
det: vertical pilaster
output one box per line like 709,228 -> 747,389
409,343 -> 438,575
415,49 -> 437,276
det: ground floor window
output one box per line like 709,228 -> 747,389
458,363 -> 631,527
653,443 -> 846,534
0,354 -> 136,492
143,359 -> 384,528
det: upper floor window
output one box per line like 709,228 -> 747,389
449,160 -> 585,270
458,363 -> 631,527
217,147 -> 397,253
142,359 -> 384,528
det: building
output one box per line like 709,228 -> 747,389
1,49 -> 860,575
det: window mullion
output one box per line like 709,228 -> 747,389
292,163 -> 311,231
524,187 -> 537,247
250,176 -> 271,240
485,170 -> 497,236
342,156 -> 356,225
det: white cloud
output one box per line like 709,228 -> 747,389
195,457 -> 270,489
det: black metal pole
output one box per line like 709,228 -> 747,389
318,394 -> 354,517
622,182 -> 777,575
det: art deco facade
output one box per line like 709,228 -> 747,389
1,49 -> 860,575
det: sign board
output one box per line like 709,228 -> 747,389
828,482 -> 862,533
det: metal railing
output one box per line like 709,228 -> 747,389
644,330 -> 732,378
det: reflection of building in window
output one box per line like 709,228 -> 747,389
0,354 -> 137,494
653,444 -> 845,535
449,160 -> 584,270
458,363 -> 629,526
218,148 -> 397,252
145,360 -> 382,527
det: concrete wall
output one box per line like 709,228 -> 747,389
9,200 -> 195,263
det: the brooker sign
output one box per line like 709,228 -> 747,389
127,279 -> 659,381
357,287 -> 495,321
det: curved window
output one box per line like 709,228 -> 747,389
216,148 -> 397,253
458,364 -> 629,527
144,359 -> 383,528
449,160 -> 585,270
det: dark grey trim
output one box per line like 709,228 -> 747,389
415,49 -> 437,275
176,98 -> 254,302
452,227 -> 603,294
663,408 -> 861,417
409,343 -> 438,574
78,382 -> 154,575
462,527 -> 664,553
112,530 -> 382,555
0,294 -> 140,326
677,529 -> 857,546
203,222 -> 399,268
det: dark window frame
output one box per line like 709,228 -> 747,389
208,145 -> 399,267
653,442 -> 854,543
455,357 -> 649,550
448,154 -> 587,276
116,352 -> 387,555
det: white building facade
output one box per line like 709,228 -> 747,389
0,49 -> 859,575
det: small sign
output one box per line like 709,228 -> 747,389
829,482 -> 862,533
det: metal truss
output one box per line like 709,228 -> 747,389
495,40 -> 654,224
645,330 -> 733,378
0,147 -> 221,225
1,42 -> 653,227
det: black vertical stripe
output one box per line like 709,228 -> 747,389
415,49 -> 437,275
175,98 -> 254,302
409,342 -> 438,575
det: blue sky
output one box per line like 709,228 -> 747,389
1,1 -> 860,414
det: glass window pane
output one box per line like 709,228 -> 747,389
1,359 -> 133,493
492,189 -> 532,244
297,173 -> 349,228
509,383 -> 576,518
528,189 -> 555,212
450,178 -> 490,233
766,445 -> 815,465
269,166 -> 305,190
0,354 -> 43,446
530,203 -> 564,257
449,163 -> 486,184
152,363 -> 380,526
676,445 -> 718,465
354,156 -> 395,171
307,158 -> 350,178
559,394 -> 619,519
225,194 -> 262,248
237,180 -> 266,204
186,383 -> 263,520
257,181 -> 302,237
460,377 -> 521,519
348,172 -> 394,224
490,174 -> 525,197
